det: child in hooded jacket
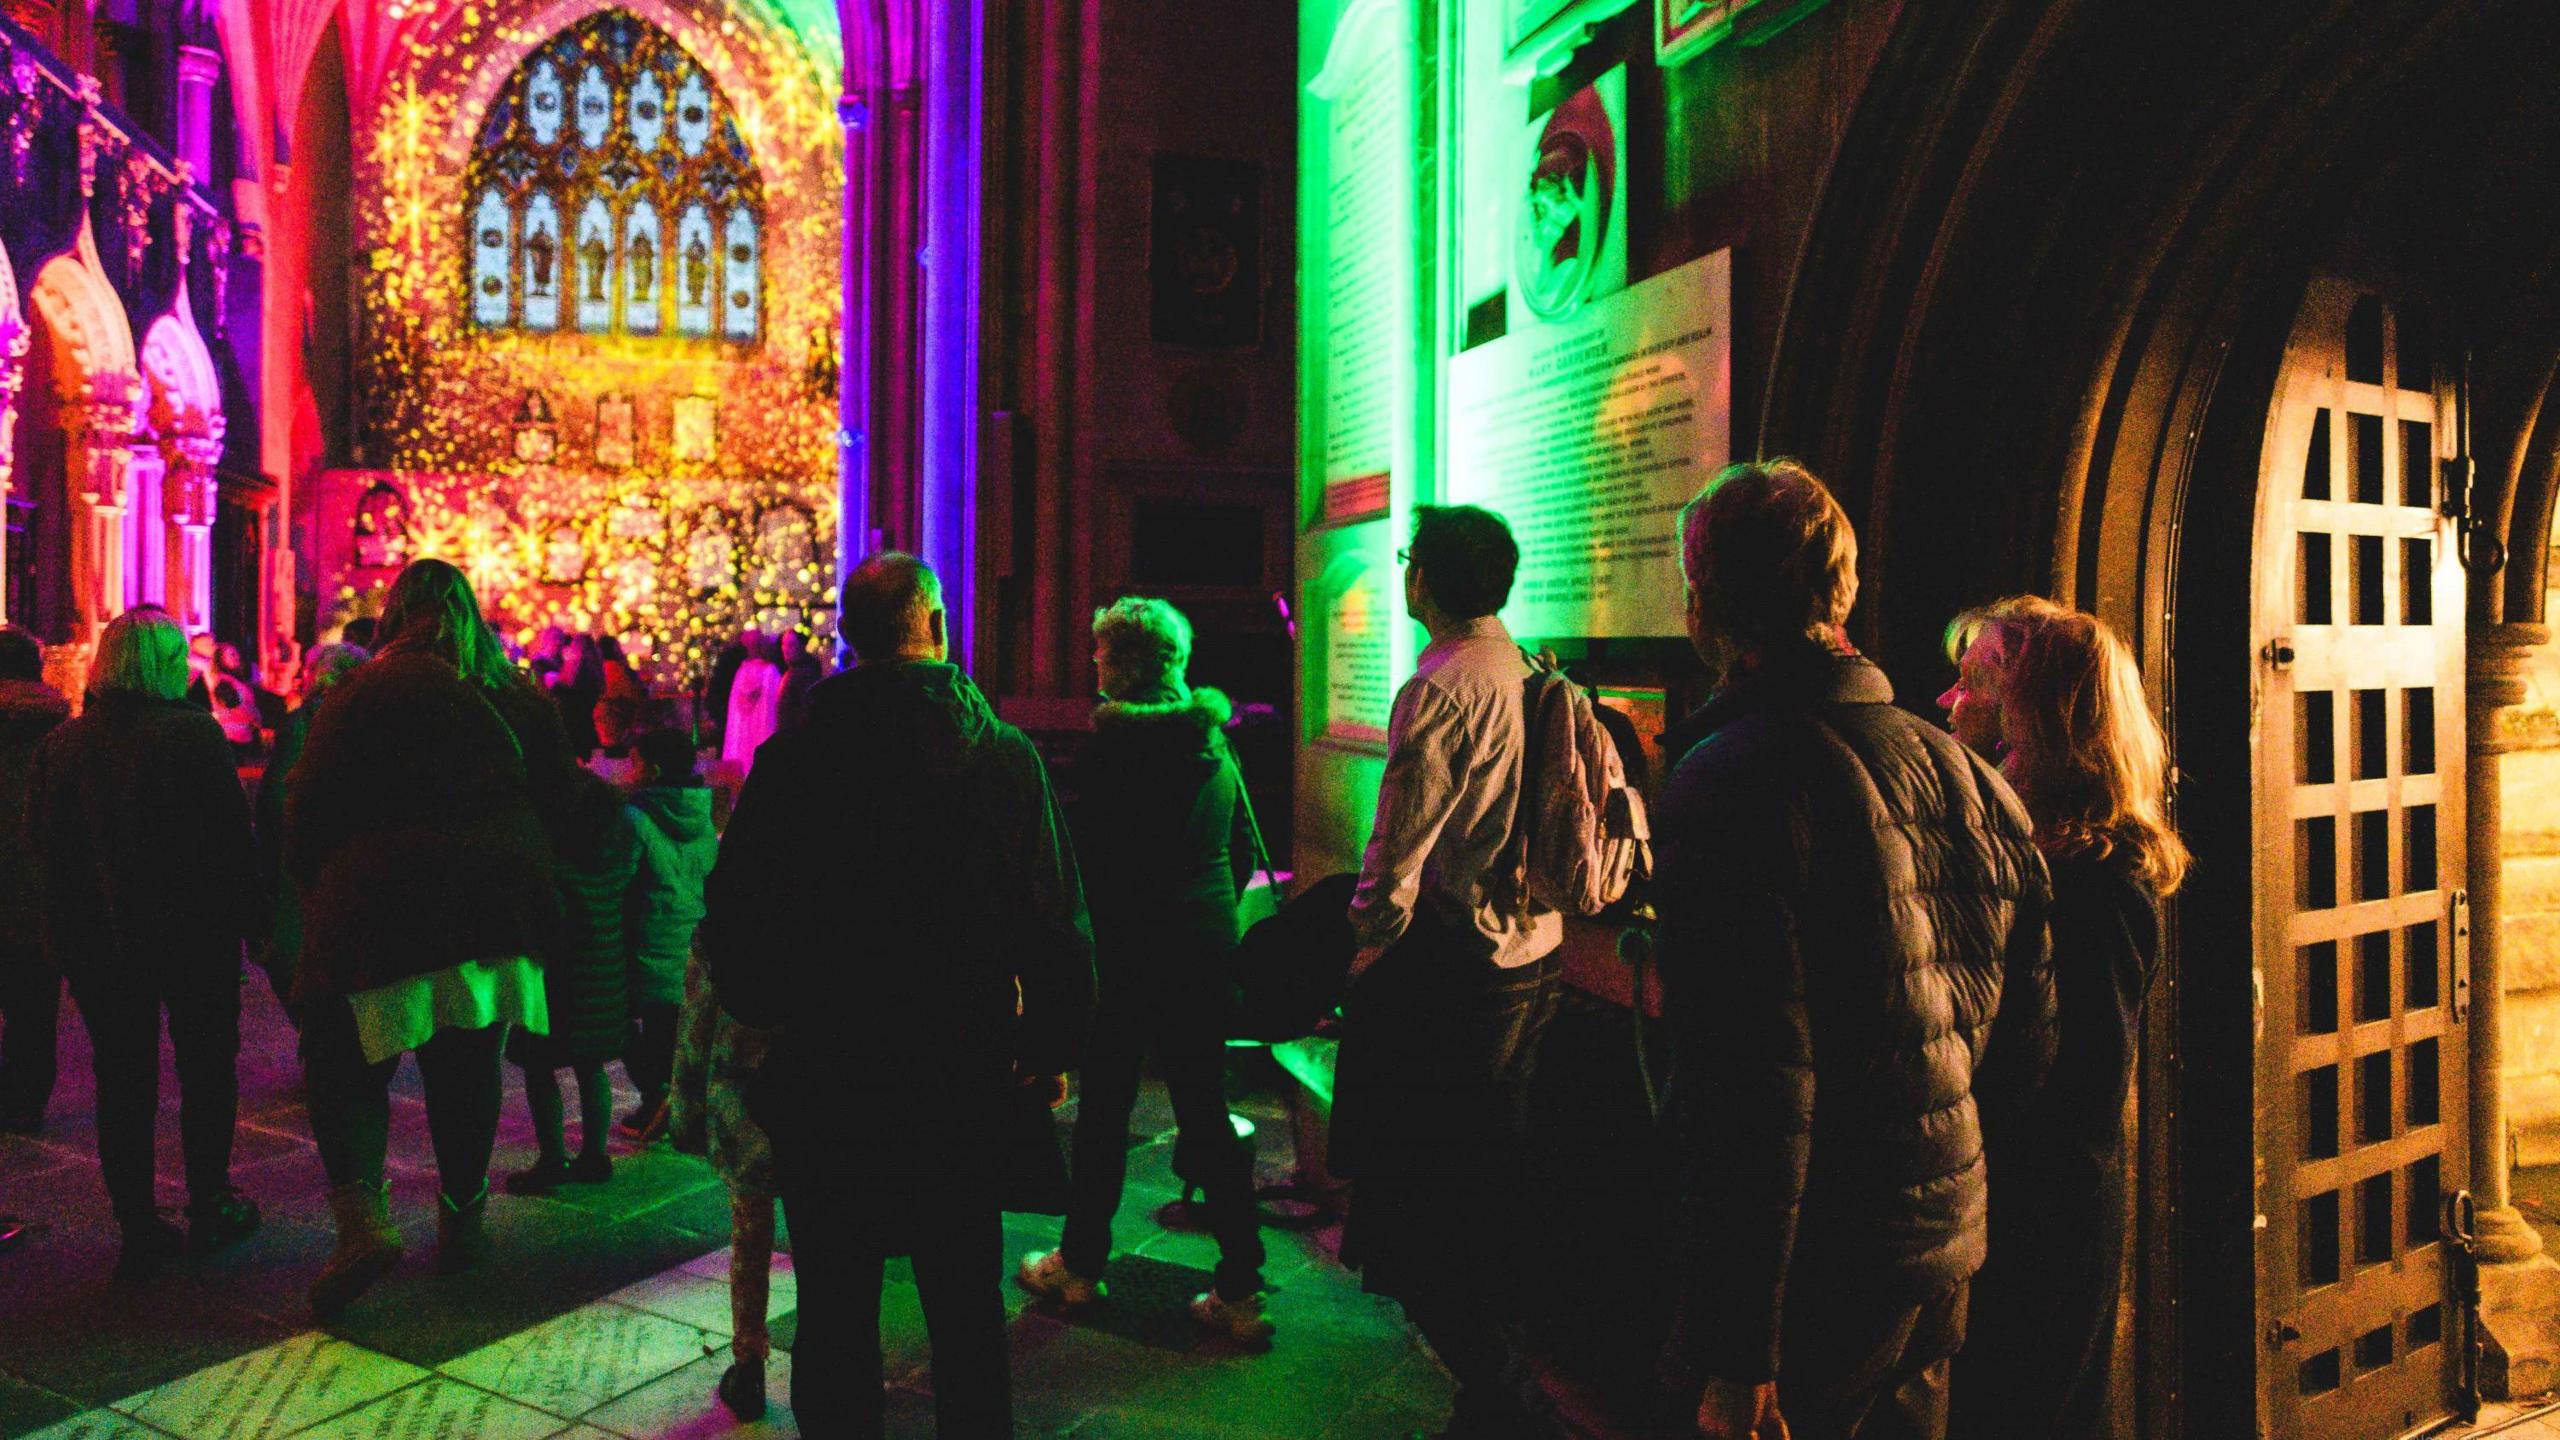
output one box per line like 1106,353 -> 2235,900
621,729 -> 717,1136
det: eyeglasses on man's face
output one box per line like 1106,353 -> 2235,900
1395,548 -> 1412,567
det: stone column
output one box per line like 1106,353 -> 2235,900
63,384 -> 137,636
173,45 -> 220,180
0,316 -> 25,625
2467,623 -> 2560,1399
159,434 -> 219,631
2471,621 -> 2550,1263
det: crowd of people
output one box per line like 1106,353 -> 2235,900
0,454 -> 2185,1440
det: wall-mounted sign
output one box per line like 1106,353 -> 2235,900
671,394 -> 717,462
1307,0 -> 1413,524
1446,248 -> 1732,640
594,394 -> 636,468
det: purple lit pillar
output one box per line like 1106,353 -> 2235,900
918,0 -> 981,669
837,90 -> 874,589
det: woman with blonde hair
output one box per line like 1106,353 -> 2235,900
285,560 -> 573,1315
27,606 -> 264,1273
1938,596 -> 2189,1438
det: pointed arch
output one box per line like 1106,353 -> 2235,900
29,248 -> 140,402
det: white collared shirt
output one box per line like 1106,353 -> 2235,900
1347,615 -> 1563,968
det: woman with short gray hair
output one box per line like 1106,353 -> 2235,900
1017,595 -> 1273,1340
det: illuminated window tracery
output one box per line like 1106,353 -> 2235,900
465,11 -> 766,342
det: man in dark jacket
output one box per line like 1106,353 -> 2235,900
1652,461 -> 2054,1440
0,625 -> 71,1133
703,552 -> 1094,1438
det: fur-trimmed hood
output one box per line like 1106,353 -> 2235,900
1091,684 -> 1231,734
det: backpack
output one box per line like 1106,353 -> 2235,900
1494,650 -> 1653,918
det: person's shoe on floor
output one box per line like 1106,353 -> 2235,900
436,1182 -> 490,1275
567,1150 -> 613,1184
716,1356 -> 766,1421
114,1208 -> 186,1279
1015,1247 -> 1105,1308
504,1157 -> 570,1195
1188,1286 -> 1275,1343
311,1180 -> 403,1318
616,1098 -> 666,1142
185,1189 -> 262,1254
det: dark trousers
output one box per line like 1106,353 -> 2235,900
522,1062 -> 610,1164
626,1001 -> 679,1106
1334,922 -> 1560,1424
301,998 -> 505,1202
782,1163 -> 1011,1438
69,957 -> 243,1219
1061,999 -> 1265,1298
0,941 -> 62,1124
1776,1280 -> 1968,1440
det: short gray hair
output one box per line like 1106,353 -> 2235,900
1092,596 -> 1192,687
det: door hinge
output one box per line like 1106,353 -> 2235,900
2451,888 -> 2472,1024
2262,637 -> 2295,671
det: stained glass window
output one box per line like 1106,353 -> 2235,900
465,11 -> 765,343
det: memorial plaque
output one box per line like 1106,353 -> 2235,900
1308,0 -> 1413,521
1311,524 -> 1397,747
441,1301 -> 713,1417
289,1377 -> 563,1440
1446,249 -> 1731,639
117,1335 -> 426,1440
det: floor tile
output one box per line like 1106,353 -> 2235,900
112,1335 -> 427,1440
438,1302 -> 718,1419
603,1267 -> 794,1337
288,1376 -> 565,1440
576,1349 -> 798,1438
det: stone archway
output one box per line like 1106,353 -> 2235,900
141,304 -> 228,632
27,236 -> 142,643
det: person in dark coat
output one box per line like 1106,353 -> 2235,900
702,552 -> 1094,1438
0,625 -> 71,1134
548,633 -> 605,763
27,608 -> 264,1272
505,767 -> 636,1192
1939,597 -> 2189,1440
1650,462 -> 2056,1440
285,559 -> 570,1316
620,727 -> 718,1139
1017,596 -> 1270,1340
254,641 -> 370,1005
775,627 -> 825,733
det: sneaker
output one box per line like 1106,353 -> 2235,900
1014,1248 -> 1105,1308
717,1357 -> 767,1421
504,1158 -> 570,1196
567,1151 -> 613,1184
115,1210 -> 186,1279
185,1190 -> 262,1255
1188,1287 -> 1275,1343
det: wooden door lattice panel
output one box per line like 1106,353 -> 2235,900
2256,283 -> 2466,1440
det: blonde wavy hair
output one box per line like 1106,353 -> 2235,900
1947,596 -> 2191,894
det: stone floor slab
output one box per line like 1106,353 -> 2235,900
438,1302 -> 718,1419
288,1377 -> 566,1440
13,1415 -> 178,1440
602,1267 -> 795,1337
111,1335 -> 427,1440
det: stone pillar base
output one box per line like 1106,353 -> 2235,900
2483,1252 -> 2560,1399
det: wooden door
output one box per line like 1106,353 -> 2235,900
2253,279 -> 2467,1439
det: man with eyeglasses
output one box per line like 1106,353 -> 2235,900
1336,504 -> 1563,1438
